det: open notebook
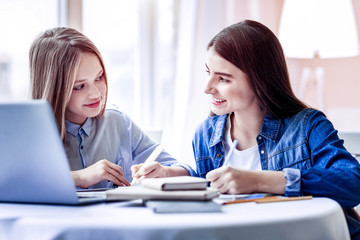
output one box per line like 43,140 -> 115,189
0,100 -> 105,205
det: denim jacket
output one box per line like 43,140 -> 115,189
192,109 -> 360,238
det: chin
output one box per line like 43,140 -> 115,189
211,108 -> 228,116
87,109 -> 102,118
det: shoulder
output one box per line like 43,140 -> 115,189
283,108 -> 333,136
193,114 -> 227,144
104,104 -> 130,119
195,114 -> 227,133
285,108 -> 325,125
98,105 -> 133,127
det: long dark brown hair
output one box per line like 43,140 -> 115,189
208,20 -> 308,119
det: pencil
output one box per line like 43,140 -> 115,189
223,195 -> 277,205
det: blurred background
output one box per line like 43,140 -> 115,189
1,0 -> 359,168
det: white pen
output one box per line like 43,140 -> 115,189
222,139 -> 238,166
131,145 -> 163,185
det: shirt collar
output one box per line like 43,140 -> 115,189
209,113 -> 281,146
65,118 -> 93,137
209,114 -> 228,147
259,114 -> 280,141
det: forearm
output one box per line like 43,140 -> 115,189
166,166 -> 191,177
71,170 -> 83,188
253,170 -> 286,194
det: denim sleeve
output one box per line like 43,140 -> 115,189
301,110 -> 360,208
283,168 -> 301,196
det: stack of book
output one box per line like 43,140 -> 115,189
106,176 -> 219,201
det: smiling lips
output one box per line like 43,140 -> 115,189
85,100 -> 101,108
212,97 -> 226,105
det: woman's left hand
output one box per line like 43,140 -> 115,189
206,166 -> 286,194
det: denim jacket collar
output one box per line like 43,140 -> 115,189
209,114 -> 227,147
259,114 -> 281,142
209,113 -> 281,146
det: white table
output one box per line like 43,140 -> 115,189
0,197 -> 350,240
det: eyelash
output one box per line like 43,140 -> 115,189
220,77 -> 228,82
73,75 -> 104,91
206,70 -> 228,82
96,75 -> 104,81
73,84 -> 84,91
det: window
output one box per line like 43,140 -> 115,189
82,0 -> 178,130
1,0 -> 177,132
0,0 -> 58,101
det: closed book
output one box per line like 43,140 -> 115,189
140,176 -> 209,191
105,185 -> 218,201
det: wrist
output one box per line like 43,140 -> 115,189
254,171 -> 286,194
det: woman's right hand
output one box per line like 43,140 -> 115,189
71,159 -> 130,189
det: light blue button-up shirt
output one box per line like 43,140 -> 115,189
64,107 -> 195,189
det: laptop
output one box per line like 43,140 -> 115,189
0,100 -> 106,205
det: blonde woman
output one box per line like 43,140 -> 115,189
29,27 -> 193,189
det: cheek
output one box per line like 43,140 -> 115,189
66,95 -> 79,110
99,82 -> 107,96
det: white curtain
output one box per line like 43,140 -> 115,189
164,0 -> 283,169
162,0 -> 231,169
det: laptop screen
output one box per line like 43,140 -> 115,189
0,100 -> 80,204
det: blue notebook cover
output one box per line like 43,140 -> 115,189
145,200 -> 222,213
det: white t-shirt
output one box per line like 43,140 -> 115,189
223,116 -> 262,171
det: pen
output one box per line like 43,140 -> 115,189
255,195 -> 313,203
222,139 -> 238,166
223,195 -> 313,205
131,145 -> 163,185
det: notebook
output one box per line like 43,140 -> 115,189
0,100 -> 106,205
140,176 -> 209,191
145,200 -> 222,213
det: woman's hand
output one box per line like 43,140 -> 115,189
206,166 -> 286,194
71,159 -> 130,189
131,162 -> 189,182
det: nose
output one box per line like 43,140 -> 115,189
204,78 -> 216,95
88,83 -> 101,100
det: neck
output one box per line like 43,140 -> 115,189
230,108 -> 265,150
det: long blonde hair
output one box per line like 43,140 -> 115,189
29,27 -> 108,140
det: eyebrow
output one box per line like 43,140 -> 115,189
74,79 -> 86,85
205,63 -> 234,78
74,69 -> 103,83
